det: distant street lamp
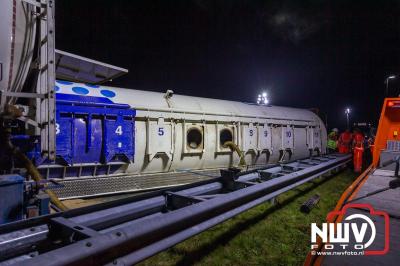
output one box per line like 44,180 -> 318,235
345,108 -> 350,130
385,75 -> 396,96
257,92 -> 269,105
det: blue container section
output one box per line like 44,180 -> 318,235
11,135 -> 41,162
9,91 -> 136,178
1,91 -> 136,222
55,93 -> 136,165
0,175 -> 24,224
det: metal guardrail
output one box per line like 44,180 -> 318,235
0,154 -> 351,265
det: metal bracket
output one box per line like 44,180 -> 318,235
298,159 -> 319,166
0,90 -> 46,99
17,116 -> 40,128
220,168 -> 241,186
281,165 -> 304,173
49,217 -> 100,242
165,192 -> 204,210
220,168 -> 256,191
259,171 -> 284,180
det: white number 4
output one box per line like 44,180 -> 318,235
115,126 -> 123,135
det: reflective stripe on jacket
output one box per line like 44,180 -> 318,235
327,139 -> 337,149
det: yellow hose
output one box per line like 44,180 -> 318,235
1,104 -> 68,211
14,150 -> 68,211
222,141 -> 247,168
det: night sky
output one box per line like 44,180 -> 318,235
55,0 -> 400,130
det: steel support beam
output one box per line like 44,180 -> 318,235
0,154 -> 351,265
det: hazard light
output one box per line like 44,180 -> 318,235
387,101 -> 400,107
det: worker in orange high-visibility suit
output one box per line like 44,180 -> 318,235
352,128 -> 364,173
338,129 -> 352,154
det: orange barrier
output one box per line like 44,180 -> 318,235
373,98 -> 400,166
304,164 -> 374,266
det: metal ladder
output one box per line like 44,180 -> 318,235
0,0 -> 56,160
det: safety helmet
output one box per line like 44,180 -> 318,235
332,128 -> 339,133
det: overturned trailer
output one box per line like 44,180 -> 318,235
45,81 -> 327,198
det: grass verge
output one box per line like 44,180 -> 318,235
138,169 -> 357,266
